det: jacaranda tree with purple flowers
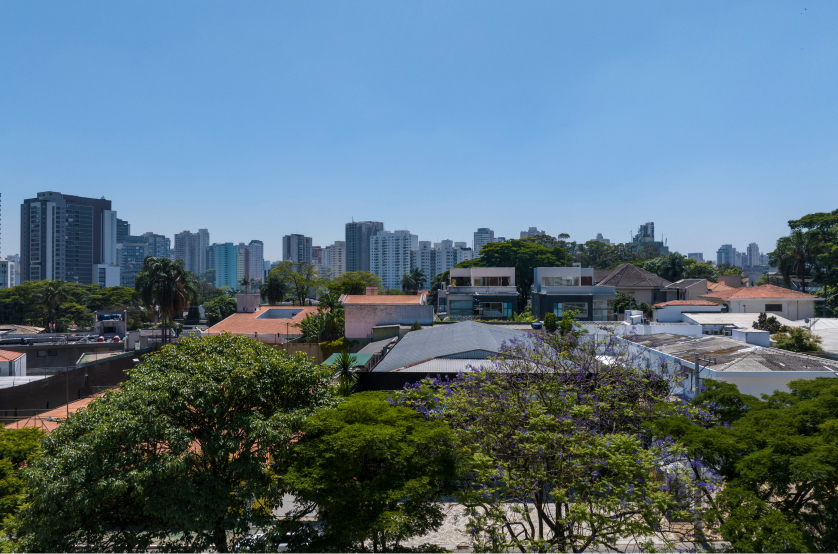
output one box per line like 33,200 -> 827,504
393,324 -> 712,552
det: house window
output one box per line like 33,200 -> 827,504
37,350 -> 47,357
554,302 -> 589,319
48,350 -> 58,356
765,304 -> 783,312
593,299 -> 613,321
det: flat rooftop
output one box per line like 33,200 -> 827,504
623,333 -> 838,373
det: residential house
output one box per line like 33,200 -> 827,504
594,263 -> 672,304
437,267 -> 518,320
531,266 -> 616,321
341,293 -> 434,341
701,284 -> 817,321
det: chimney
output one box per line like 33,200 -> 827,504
365,287 -> 379,296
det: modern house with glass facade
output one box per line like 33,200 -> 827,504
437,267 -> 518,320
531,266 -> 617,321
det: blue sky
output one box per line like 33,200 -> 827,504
2,1 -> 837,261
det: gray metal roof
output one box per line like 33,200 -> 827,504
357,337 -> 398,355
393,358 -> 497,373
665,279 -> 707,290
596,264 -> 672,289
373,321 -> 530,372
624,333 -> 838,373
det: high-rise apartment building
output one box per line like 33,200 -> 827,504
20,192 -> 113,284
116,218 -> 130,244
345,221 -> 384,272
746,243 -> 761,268
141,232 -> 171,259
236,243 -> 249,286
323,241 -> 346,278
474,228 -> 495,256
716,244 -> 737,267
370,230 -> 418,289
119,235 -> 149,288
0,260 -> 14,289
4,255 -> 21,286
283,234 -> 312,263
247,240 -> 264,281
410,241 -> 433,281
211,243 -> 238,289
631,221 -> 669,256
429,240 -> 473,278
174,229 -> 210,274
520,227 -> 545,238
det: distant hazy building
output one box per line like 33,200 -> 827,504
594,233 -> 611,245
210,243 -> 237,289
247,240 -> 264,281
430,240 -> 473,278
173,229 -> 210,274
520,227 -> 545,238
283,234 -> 313,264
370,230 -> 418,289
411,241 -> 433,281
688,253 -> 705,264
346,221 -> 384,272
21,191 -> 113,284
4,255 -> 21,286
474,228 -> 495,256
324,241 -> 346,278
119,235 -> 149,288
142,232 -> 171,259
746,242 -> 761,268
631,221 -> 669,257
716,244 -> 737,267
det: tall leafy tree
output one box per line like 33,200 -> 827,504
134,256 -> 197,343
280,392 -> 463,552
643,252 -> 687,282
15,334 -> 335,553
270,261 -> 323,306
239,276 -> 253,294
327,271 -> 381,296
0,427 -> 44,551
770,229 -> 821,293
653,379 -> 838,552
400,267 -> 426,294
394,329 -> 706,552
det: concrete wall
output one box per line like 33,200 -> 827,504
727,298 -> 815,321
0,342 -> 124,371
345,304 -> 434,340
237,294 -> 261,313
731,328 -> 770,347
654,304 -> 722,322
704,371 -> 834,398
0,354 -> 26,377
0,348 -> 155,421
719,275 -> 742,288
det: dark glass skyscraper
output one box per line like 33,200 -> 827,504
20,192 -> 112,284
345,221 -> 383,273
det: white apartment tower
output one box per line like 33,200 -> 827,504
410,241 -> 433,281
474,228 -> 495,256
370,230 -> 418,289
324,241 -> 346,278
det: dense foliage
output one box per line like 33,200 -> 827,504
653,379 -> 838,552
0,428 -> 43,551
394,327 -> 708,552
753,312 -> 783,333
0,280 -> 141,331
203,294 -> 237,326
772,326 -> 823,352
15,334 -> 335,552
280,393 -> 463,552
643,252 -> 718,283
771,208 -> 838,293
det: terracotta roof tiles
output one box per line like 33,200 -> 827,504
0,349 -> 24,362
654,300 -> 719,308
701,284 -> 816,300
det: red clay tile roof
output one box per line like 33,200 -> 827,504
5,393 -> 105,433
706,281 -> 735,292
654,300 -> 719,308
0,349 -> 24,362
701,284 -> 816,300
205,305 -> 320,335
341,294 -> 425,305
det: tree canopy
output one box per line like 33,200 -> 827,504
15,334 -> 335,553
280,392 -> 463,552
652,378 -> 838,552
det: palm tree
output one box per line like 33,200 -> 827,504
772,230 -> 819,293
135,257 -> 197,343
401,268 -> 427,294
239,276 -> 253,294
34,280 -> 68,331
259,274 -> 286,305
329,350 -> 358,396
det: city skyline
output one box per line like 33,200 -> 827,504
3,2 -> 837,261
